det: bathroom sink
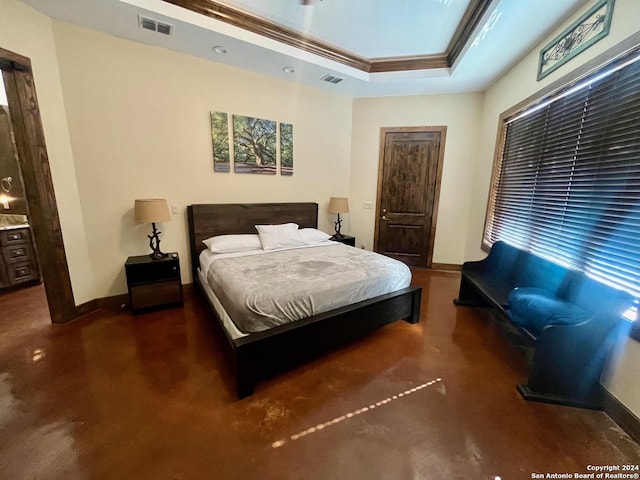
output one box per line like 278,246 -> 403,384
0,214 -> 29,230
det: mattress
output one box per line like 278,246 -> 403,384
199,242 -> 412,334
197,267 -> 248,339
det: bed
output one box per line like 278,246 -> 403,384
187,202 -> 423,398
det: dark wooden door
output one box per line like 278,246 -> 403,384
374,127 -> 446,268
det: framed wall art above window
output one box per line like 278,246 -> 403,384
537,0 -> 615,81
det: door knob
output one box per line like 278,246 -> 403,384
382,215 -> 387,220
382,208 -> 387,213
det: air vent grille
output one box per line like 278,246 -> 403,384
138,15 -> 173,36
157,23 -> 172,35
321,74 -> 343,84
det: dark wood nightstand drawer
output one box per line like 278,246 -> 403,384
130,280 -> 182,312
0,228 -> 30,246
126,258 -> 180,283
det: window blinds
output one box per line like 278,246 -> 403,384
484,49 -> 640,297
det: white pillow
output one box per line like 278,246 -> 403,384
202,234 -> 262,254
299,228 -> 331,243
255,223 -> 307,250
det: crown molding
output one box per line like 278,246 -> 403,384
447,0 -> 494,65
369,54 -> 449,73
163,0 -> 494,73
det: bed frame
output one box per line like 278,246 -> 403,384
187,202 -> 423,398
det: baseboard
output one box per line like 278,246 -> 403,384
74,299 -> 98,318
431,263 -> 462,271
602,388 -> 640,445
65,282 -> 198,322
95,284 -> 194,313
96,293 -> 130,312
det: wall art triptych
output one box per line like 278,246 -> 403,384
210,111 -> 293,175
211,111 -> 230,173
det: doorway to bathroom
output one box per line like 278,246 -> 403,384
0,47 -> 80,324
0,101 -> 41,292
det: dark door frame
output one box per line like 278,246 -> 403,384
0,47 -> 94,323
374,126 -> 447,269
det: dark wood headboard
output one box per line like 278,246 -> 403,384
187,203 -> 319,282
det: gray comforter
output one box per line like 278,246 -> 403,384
204,243 -> 411,333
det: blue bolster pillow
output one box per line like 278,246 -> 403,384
507,287 -> 592,337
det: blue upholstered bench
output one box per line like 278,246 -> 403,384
455,241 -> 635,409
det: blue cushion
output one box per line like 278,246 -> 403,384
512,253 -> 568,294
564,273 -> 635,316
507,287 -> 593,337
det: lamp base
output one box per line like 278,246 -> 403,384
333,213 -> 344,238
147,222 -> 168,261
330,233 -> 345,240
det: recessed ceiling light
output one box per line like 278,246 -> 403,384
282,67 -> 296,74
212,46 -> 228,55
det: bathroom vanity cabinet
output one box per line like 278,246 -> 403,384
0,226 -> 40,290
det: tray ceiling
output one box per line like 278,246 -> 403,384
19,0 -> 585,97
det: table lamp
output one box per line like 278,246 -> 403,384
134,198 -> 171,260
328,197 -> 349,239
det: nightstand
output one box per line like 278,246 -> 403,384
331,234 -> 356,247
125,253 -> 183,314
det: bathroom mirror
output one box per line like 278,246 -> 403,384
0,103 -> 27,215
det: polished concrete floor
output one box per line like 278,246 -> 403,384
0,271 -> 638,479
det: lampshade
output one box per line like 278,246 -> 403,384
328,197 -> 349,214
134,199 -> 171,223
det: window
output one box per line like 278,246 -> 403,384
484,47 -> 640,297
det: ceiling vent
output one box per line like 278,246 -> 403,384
138,15 -> 173,36
321,74 -> 343,84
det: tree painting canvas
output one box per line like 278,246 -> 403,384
233,115 -> 277,174
211,111 -> 230,172
280,123 -> 293,176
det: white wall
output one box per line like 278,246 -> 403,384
606,337 -> 640,414
467,0 -> 640,417
350,93 -> 483,262
0,0 -> 96,304
51,21 -> 354,297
